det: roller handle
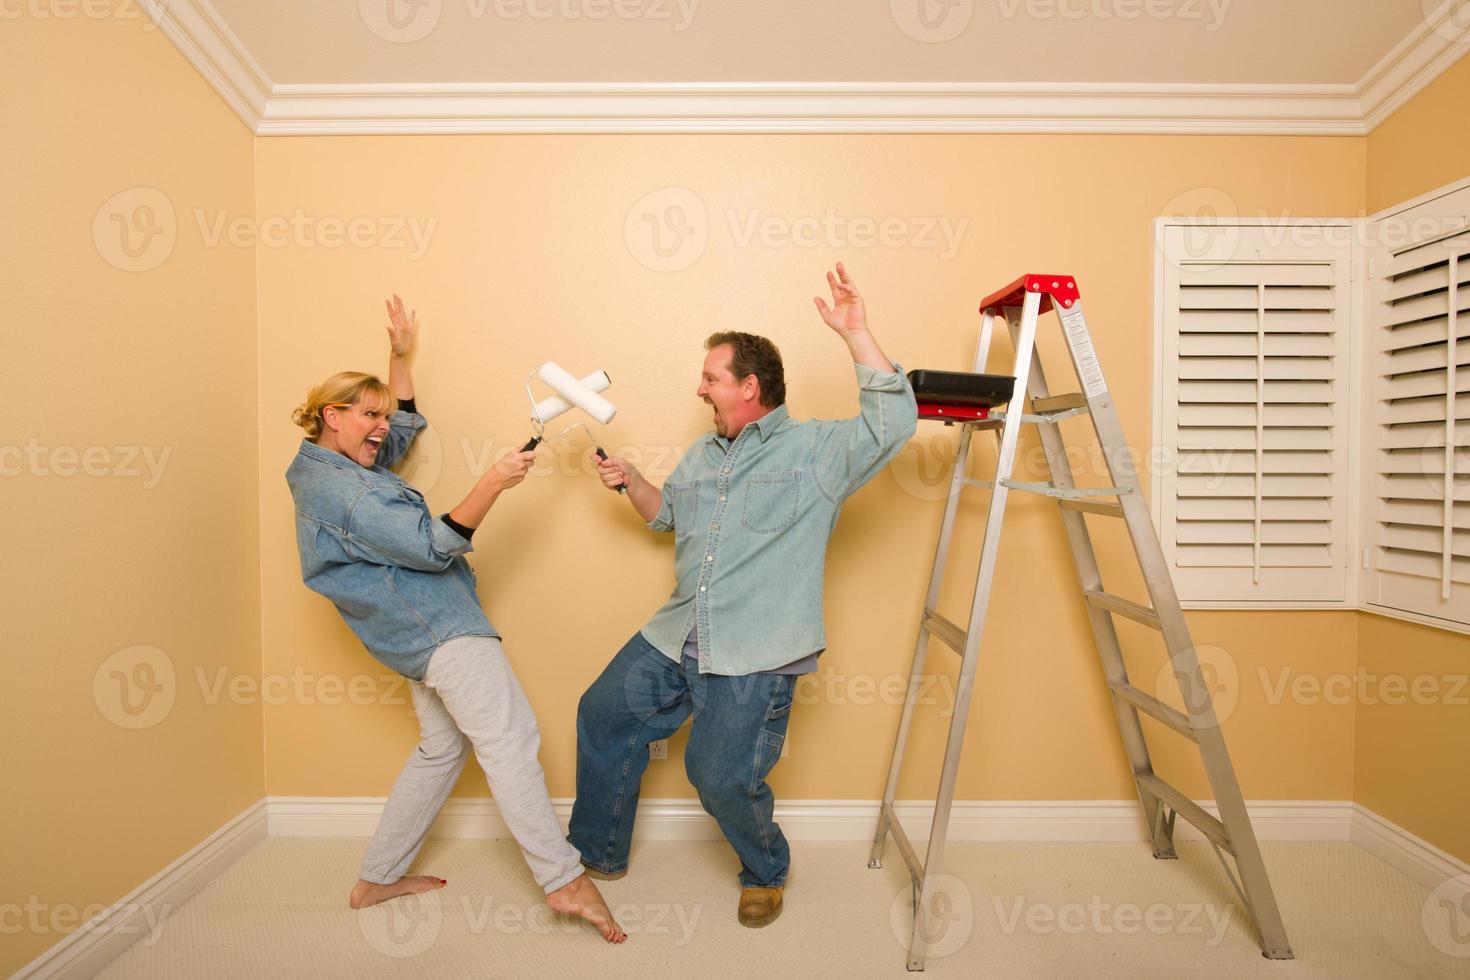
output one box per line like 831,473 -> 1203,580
520,436 -> 542,453
596,447 -> 628,494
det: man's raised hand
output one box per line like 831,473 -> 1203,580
813,261 -> 868,339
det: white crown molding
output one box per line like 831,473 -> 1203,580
14,801 -> 268,980
253,81 -> 1366,136
1359,0 -> 1470,132
141,0 -> 270,131
133,2 -> 1470,135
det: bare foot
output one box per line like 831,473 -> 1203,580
349,875 -> 447,909
546,873 -> 627,943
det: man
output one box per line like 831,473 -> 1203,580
569,262 -> 917,928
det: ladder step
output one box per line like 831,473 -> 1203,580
921,608 -> 968,655
1111,683 -> 1197,740
984,479 -> 1129,500
1136,773 -> 1234,855
1058,498 -> 1124,518
883,803 -> 925,884
1084,590 -> 1162,629
1031,392 -> 1088,415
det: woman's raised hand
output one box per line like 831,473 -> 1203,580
385,294 -> 418,357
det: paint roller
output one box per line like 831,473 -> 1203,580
520,362 -> 627,493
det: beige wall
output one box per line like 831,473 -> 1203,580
1354,616 -> 1470,863
9,21 -> 1467,973
1357,52 -> 1470,865
255,134 -> 1364,807
1366,53 -> 1470,212
0,14 -> 261,977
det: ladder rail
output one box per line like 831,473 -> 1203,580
1057,299 -> 1294,959
1004,317 -> 1176,860
875,278 -> 1294,969
908,289 -> 1042,971
869,426 -> 976,869
870,306 -> 1003,872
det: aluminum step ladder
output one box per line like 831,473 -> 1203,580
870,274 -> 1294,972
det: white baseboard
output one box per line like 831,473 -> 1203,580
21,796 -> 1466,979
265,795 -> 1354,844
1349,805 -> 1470,899
15,801 -> 268,980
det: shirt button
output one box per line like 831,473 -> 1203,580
699,586 -> 707,592
705,555 -> 713,561
719,496 -> 726,502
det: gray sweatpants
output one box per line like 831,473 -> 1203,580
359,634 -> 584,895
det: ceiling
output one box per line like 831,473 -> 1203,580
150,0 -> 1470,133
210,0 -> 1428,86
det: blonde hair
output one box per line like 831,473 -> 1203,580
292,371 -> 397,440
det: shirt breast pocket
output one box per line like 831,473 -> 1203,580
741,469 -> 802,534
668,479 -> 699,539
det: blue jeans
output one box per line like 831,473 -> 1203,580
569,631 -> 796,888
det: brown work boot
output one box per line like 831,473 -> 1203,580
738,885 -> 784,928
581,862 -> 627,881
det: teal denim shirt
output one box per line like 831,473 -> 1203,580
285,410 -> 497,681
640,362 -> 918,675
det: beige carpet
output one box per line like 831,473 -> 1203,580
94,837 -> 1469,979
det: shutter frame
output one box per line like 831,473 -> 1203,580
1363,186 -> 1470,628
1155,224 -> 1353,605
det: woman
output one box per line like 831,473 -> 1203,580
285,296 -> 624,944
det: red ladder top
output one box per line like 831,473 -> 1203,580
978,274 -> 1080,315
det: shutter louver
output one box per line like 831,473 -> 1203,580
1159,228 -> 1351,603
1367,218 -> 1470,625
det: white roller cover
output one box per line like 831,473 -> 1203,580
532,370 -> 611,424
537,361 -> 617,425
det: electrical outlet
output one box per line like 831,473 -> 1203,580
649,739 -> 668,760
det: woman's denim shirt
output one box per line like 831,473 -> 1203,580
285,409 -> 496,680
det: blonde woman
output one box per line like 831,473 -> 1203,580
285,296 -> 624,944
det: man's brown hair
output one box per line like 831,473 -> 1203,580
704,332 -> 786,408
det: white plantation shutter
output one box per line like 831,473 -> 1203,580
1365,188 -> 1470,627
1157,227 -> 1352,603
